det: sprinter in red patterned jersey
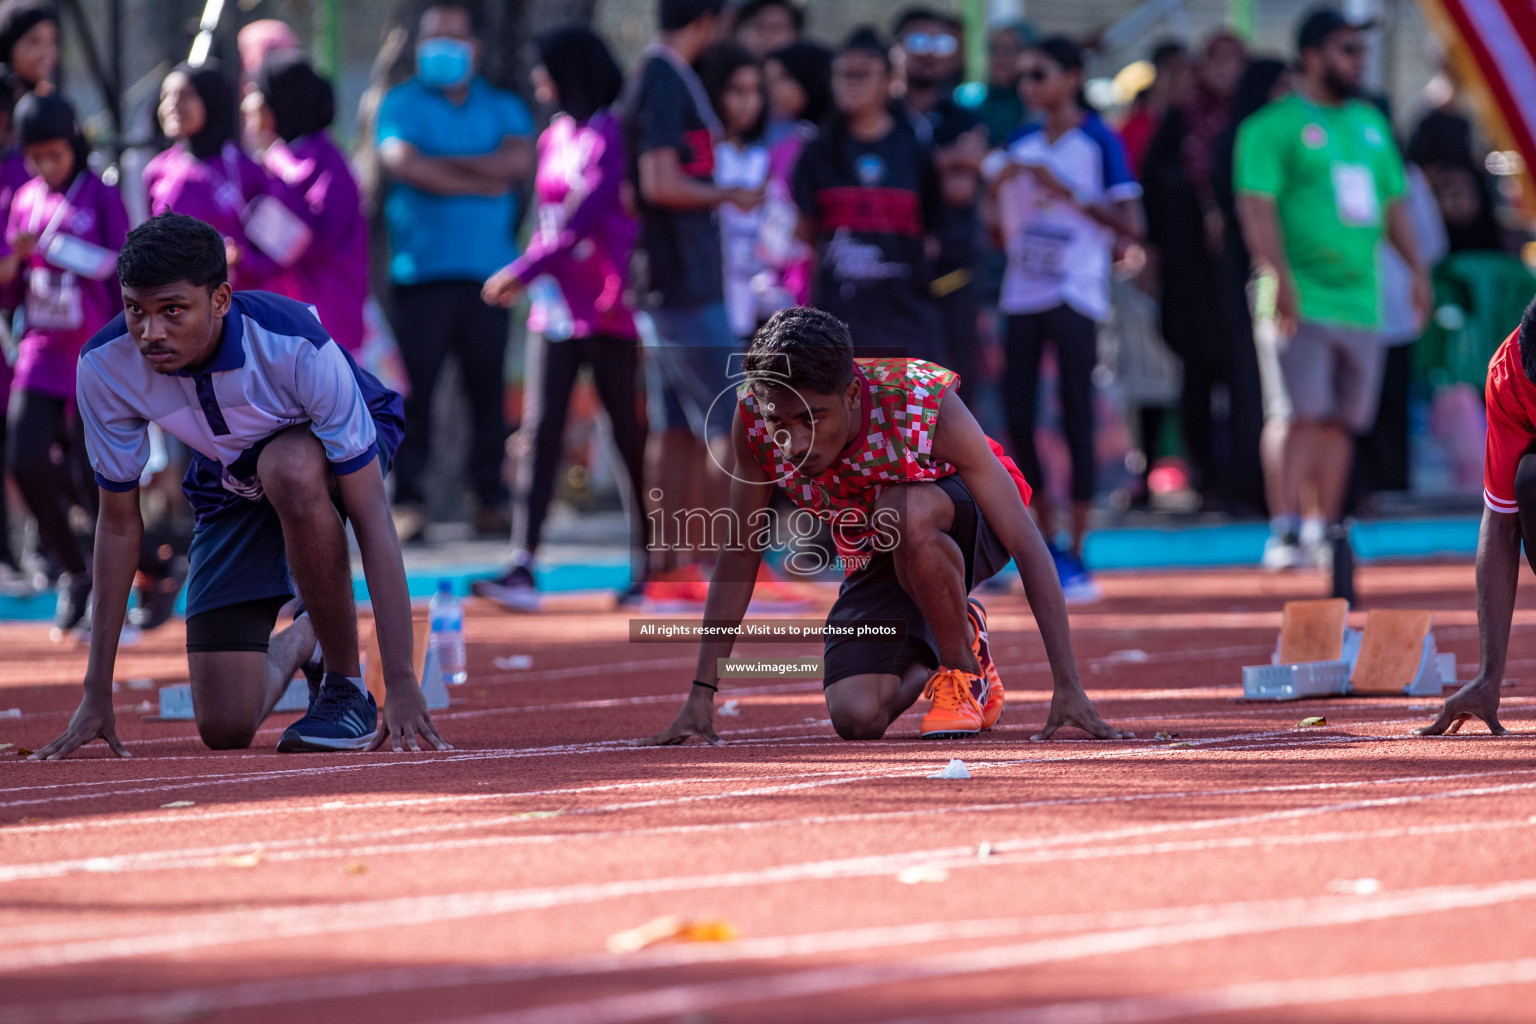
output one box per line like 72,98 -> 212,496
1419,301 -> 1536,738
641,307 -> 1128,744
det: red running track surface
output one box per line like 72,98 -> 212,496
3,563 -> 1536,1023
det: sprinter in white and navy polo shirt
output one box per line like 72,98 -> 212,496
31,214 -> 448,759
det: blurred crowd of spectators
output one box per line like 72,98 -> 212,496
0,0 -> 1528,627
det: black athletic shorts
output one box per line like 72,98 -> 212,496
185,595 -> 290,654
822,474 -> 1011,688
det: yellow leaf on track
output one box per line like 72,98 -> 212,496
222,851 -> 265,868
607,915 -> 738,953
1298,716 -> 1328,728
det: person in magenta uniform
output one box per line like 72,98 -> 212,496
472,27 -> 647,612
0,0 -> 57,250
252,55 -> 368,354
0,1 -> 56,592
0,0 -> 55,212
145,60 -> 304,298
375,1 -> 535,542
0,94 -> 126,631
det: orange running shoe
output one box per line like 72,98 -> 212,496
968,599 -> 1005,730
920,668 -> 984,739
642,564 -> 712,612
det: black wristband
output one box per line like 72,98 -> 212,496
691,679 -> 718,693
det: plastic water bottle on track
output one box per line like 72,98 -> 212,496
428,580 -> 467,686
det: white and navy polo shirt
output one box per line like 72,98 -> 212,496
984,112 -> 1141,322
78,290 -> 404,518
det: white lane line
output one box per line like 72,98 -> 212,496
0,638 -> 1279,728
0,722 -> 845,803
0,726 -> 1353,830
873,959 -> 1536,1024
7,762 -> 1533,884
7,779 -> 1536,966
386,881 -> 1536,1024
6,891 -> 1528,1024
0,717 -> 1473,828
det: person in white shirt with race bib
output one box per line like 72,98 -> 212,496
983,36 -> 1142,602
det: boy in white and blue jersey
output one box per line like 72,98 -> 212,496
982,36 -> 1143,601
31,214 -> 448,759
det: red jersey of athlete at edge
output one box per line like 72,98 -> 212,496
1483,329 -> 1536,514
738,357 -> 1032,571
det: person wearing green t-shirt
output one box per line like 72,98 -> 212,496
1235,8 -> 1429,573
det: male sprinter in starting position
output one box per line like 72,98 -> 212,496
1420,298 -> 1536,737
644,307 -> 1127,743
32,214 -> 447,758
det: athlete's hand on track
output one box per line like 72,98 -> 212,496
370,685 -> 452,752
637,690 -> 720,747
29,692 -> 131,760
1031,686 -> 1132,741
1416,677 -> 1509,736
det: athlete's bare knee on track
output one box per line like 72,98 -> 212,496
195,714 -> 259,750
825,681 -> 891,741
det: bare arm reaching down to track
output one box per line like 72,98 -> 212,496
1418,507 -> 1516,736
638,417 -> 774,747
29,488 -> 142,760
930,390 -> 1129,741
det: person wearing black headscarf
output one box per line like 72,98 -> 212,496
253,54 -> 370,354
471,26 -> 649,612
0,91 -> 133,633
166,59 -> 239,159
15,89 -> 83,177
1206,57 -> 1291,520
144,58 -> 306,295
0,0 -> 54,591
0,0 -> 56,96
255,55 -> 335,143
763,40 -> 831,146
1143,61 -> 1248,515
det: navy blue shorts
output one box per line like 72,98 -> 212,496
182,423 -> 398,619
822,474 -> 1011,688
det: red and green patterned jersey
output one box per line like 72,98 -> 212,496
737,357 -> 1031,562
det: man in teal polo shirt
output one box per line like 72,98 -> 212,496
377,0 -> 534,542
1236,7 -> 1429,572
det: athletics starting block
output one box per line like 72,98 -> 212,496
156,618 -> 444,721
1243,599 -> 1359,700
156,677 -> 309,721
1348,610 -> 1447,697
363,617 -> 447,711
1243,600 -> 1452,700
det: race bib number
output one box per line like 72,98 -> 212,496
25,268 -> 82,330
536,202 -> 568,244
242,195 -> 312,267
1331,162 -> 1379,226
1013,222 -> 1073,278
45,234 -> 116,280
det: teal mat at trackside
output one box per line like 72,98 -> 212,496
0,517 -> 1481,621
1082,516 -> 1480,570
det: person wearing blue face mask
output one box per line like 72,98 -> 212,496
376,0 -> 535,544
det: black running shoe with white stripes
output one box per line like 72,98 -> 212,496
277,673 -> 377,752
